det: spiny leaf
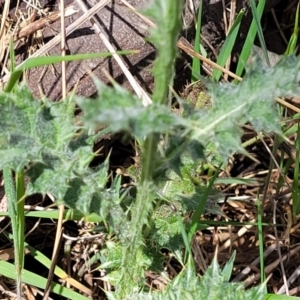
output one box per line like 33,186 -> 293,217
151,209 -> 183,252
0,85 -> 117,217
0,85 -> 76,171
119,257 -> 265,300
189,55 -> 300,159
144,0 -> 184,104
77,80 -> 183,140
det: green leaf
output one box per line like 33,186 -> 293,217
5,51 -> 132,93
77,80 -> 183,140
0,85 -> 76,171
0,260 -> 90,300
0,88 -> 42,170
0,85 -> 116,217
122,257 -> 265,300
198,258 -> 265,300
212,9 -> 245,81
189,56 -> 300,159
151,208 -> 183,251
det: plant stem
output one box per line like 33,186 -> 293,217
119,0 -> 184,295
3,168 -> 25,299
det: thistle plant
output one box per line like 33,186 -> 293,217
1,0 -> 300,298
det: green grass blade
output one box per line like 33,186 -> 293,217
178,214 -> 195,268
257,195 -> 267,293
3,168 -> 23,298
25,243 -> 92,296
0,210 -> 275,227
4,39 -> 26,300
0,260 -> 90,300
214,177 -> 260,185
265,295 -> 300,299
191,1 -> 203,81
249,0 -> 270,66
235,0 -> 266,77
284,117 -> 300,136
285,3 -> 299,55
197,219 -> 274,227
221,250 -> 236,281
9,38 -> 15,74
0,209 -> 103,222
4,51 -> 132,92
212,9 -> 245,81
292,125 -> 300,215
188,166 -> 220,240
15,171 -> 25,288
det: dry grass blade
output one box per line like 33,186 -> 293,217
0,0 -> 10,37
43,1 -> 67,298
123,2 -> 300,115
61,0 -> 67,100
0,0 -> 111,88
75,0 -> 152,106
178,38 -> 300,113
272,199 -> 289,295
3,5 -> 78,45
232,243 -> 277,282
244,245 -> 300,288
0,0 -> 10,63
120,1 -> 241,81
271,8 -> 288,45
224,0 -> 237,80
218,223 -> 254,252
120,0 -> 156,27
42,227 -> 63,300
278,265 -> 300,294
177,37 -> 242,81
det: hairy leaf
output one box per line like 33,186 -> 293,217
77,80 -> 184,140
0,85 -> 76,171
144,0 -> 184,104
0,85 -> 116,217
188,55 -> 300,159
117,257 -> 265,300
